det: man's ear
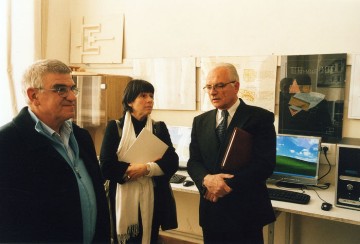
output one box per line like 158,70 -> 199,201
234,81 -> 240,92
27,88 -> 38,102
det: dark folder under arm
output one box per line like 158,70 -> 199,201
221,127 -> 253,171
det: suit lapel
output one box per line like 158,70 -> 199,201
216,99 -> 251,169
205,109 -> 220,148
14,107 -> 79,164
228,99 -> 251,132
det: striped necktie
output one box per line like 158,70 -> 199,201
216,110 -> 229,144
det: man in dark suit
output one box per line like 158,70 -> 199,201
0,59 -> 110,243
187,63 -> 276,244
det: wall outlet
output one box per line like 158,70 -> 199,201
320,142 -> 337,165
321,143 -> 335,154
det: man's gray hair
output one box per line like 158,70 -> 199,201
22,59 -> 71,104
208,63 -> 240,82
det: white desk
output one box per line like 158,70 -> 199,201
266,184 -> 360,244
170,171 -> 360,244
170,172 -> 198,194
268,184 -> 360,226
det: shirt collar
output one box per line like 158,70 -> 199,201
28,107 -> 73,137
217,98 -> 240,119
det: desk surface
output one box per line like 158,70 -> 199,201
170,171 -> 198,194
171,170 -> 360,226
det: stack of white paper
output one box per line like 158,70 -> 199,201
122,128 -> 168,164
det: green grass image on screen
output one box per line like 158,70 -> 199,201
275,155 -> 317,177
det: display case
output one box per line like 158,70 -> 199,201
72,72 -> 132,155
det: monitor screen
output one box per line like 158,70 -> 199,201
269,134 -> 322,186
167,125 -> 192,169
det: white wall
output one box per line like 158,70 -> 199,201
70,0 -> 360,58
45,0 -> 360,133
43,0 -> 70,62
48,0 -> 360,57
44,1 -> 360,243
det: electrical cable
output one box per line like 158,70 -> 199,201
318,146 -> 331,181
308,186 -> 328,203
311,182 -> 330,190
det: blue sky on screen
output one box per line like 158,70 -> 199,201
276,135 -> 320,163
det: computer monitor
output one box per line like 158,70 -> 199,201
167,125 -> 192,169
268,134 -> 322,187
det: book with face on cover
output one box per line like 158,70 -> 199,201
221,127 -> 253,171
122,128 -> 169,164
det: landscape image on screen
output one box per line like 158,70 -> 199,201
275,135 -> 320,178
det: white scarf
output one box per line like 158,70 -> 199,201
116,112 -> 154,244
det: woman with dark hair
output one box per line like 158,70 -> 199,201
100,79 -> 179,243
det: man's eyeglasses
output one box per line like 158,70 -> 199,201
203,81 -> 236,92
38,86 -> 80,97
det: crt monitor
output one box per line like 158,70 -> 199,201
167,125 -> 192,170
268,133 -> 322,187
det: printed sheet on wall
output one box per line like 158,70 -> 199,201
132,57 -> 196,110
200,56 -> 277,112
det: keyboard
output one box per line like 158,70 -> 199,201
170,173 -> 187,184
268,188 -> 310,204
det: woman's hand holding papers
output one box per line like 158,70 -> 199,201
125,163 -> 149,181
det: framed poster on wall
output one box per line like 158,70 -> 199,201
278,53 -> 346,143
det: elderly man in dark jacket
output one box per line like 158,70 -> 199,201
0,59 -> 110,243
